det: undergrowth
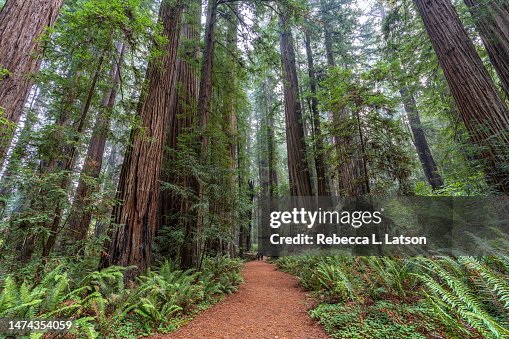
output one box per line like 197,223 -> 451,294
277,255 -> 509,338
0,256 -> 243,338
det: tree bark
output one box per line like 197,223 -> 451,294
0,0 -> 64,166
223,3 -> 239,258
263,75 -> 279,197
400,87 -> 444,190
279,9 -> 313,197
158,1 -> 201,269
319,0 -> 359,196
198,0 -> 218,154
320,0 -> 336,68
464,0 -> 509,98
305,30 -> 329,196
99,2 -> 182,280
414,0 -> 509,193
246,179 -> 254,252
66,43 -> 125,247
190,0 -> 219,269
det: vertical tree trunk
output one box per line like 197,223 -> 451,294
223,3 -> 239,258
319,0 -> 358,195
198,0 -> 218,153
378,2 -> 444,191
99,2 -> 182,280
464,0 -> 509,98
242,179 -> 254,254
263,75 -> 279,196
352,101 -> 370,195
246,179 -> 254,252
400,87 -> 444,190
66,43 -> 125,246
158,0 -> 201,269
0,0 -> 64,165
320,0 -> 336,68
414,0 -> 509,193
305,30 -> 329,196
278,9 -> 313,197
257,99 -> 270,255
189,0 -> 219,269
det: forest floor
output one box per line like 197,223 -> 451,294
151,259 -> 329,339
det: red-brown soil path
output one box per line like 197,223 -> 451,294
153,260 -> 329,339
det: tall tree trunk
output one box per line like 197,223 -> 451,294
320,0 -> 336,68
400,87 -> 444,190
223,3 -> 239,258
0,0 -> 64,166
414,0 -> 509,193
198,0 -> 218,154
378,2 -> 444,191
319,0 -> 358,195
263,75 -> 279,197
305,30 -> 329,196
257,100 -> 270,255
278,8 -> 313,197
66,43 -> 125,247
99,2 -> 183,280
246,179 -> 254,252
190,0 -> 219,269
158,1 -> 201,268
352,102 -> 370,195
464,0 -> 509,98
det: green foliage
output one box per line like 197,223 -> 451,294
310,301 -> 436,339
319,67 -> 414,194
278,255 -> 509,338
0,265 -> 128,337
0,0 -> 159,264
0,67 -> 11,79
381,0 -> 489,194
0,256 -> 243,337
201,256 -> 244,294
0,105 -> 16,138
417,257 -> 509,337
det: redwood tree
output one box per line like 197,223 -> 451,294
0,0 -> 64,165
158,1 -> 201,269
464,0 -> 509,98
187,0 -> 218,267
414,0 -> 509,193
279,7 -> 313,197
198,0 -> 219,152
319,0 -> 359,195
99,2 -> 183,280
305,29 -> 329,196
400,87 -> 444,190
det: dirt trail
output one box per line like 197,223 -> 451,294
152,260 -> 329,339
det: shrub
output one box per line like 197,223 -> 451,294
277,255 -> 509,338
0,256 -> 244,338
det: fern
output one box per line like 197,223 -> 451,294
460,257 -> 509,310
416,257 -> 509,337
0,257 -> 242,337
